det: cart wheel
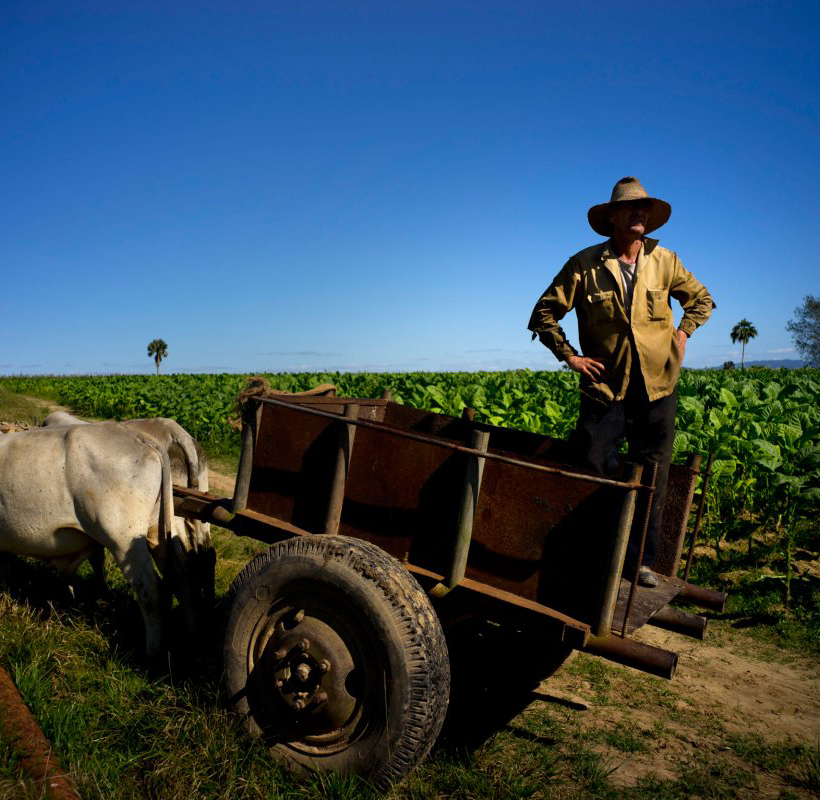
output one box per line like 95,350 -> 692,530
223,535 -> 450,789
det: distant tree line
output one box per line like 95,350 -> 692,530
788,295 -> 820,367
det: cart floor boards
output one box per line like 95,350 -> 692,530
611,574 -> 686,636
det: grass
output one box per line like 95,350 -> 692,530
11,547 -> 818,800
686,524 -> 820,658
0,387 -> 53,426
2,387 -> 820,798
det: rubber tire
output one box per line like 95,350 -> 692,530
224,535 -> 450,790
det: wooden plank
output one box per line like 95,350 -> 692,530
612,574 -> 684,635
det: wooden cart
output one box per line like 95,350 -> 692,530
173,392 -> 725,789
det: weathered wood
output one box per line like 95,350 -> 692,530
612,575 -> 683,636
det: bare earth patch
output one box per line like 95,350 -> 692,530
539,623 -> 820,796
636,626 -> 820,743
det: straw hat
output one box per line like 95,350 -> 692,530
587,177 -> 671,237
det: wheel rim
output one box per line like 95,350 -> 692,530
245,580 -> 384,756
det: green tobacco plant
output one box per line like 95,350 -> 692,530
2,369 -> 819,545
760,444 -> 820,606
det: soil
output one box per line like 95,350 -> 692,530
538,622 -> 820,795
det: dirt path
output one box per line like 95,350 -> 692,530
538,619 -> 820,795
635,625 -> 820,743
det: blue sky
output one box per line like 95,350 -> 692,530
2,1 -> 818,374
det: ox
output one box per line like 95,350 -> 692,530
40,413 -> 216,635
0,422 -> 179,663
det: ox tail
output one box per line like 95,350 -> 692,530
129,429 -> 174,567
165,424 -> 200,491
164,425 -> 211,554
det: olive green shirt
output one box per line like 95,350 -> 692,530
527,238 -> 714,403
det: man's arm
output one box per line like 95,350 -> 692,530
527,258 -> 581,362
669,253 -> 715,338
528,258 -> 609,380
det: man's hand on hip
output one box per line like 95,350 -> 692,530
676,329 -> 688,363
566,355 -> 608,381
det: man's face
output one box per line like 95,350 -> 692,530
609,199 -> 652,237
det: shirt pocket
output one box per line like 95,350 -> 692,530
646,288 -> 669,321
586,290 -> 617,323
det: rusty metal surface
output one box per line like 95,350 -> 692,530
594,464 -> 642,637
245,400 -> 633,627
323,404 -> 358,535
648,605 -> 708,640
0,664 -> 81,800
621,462 -> 658,637
255,397 -> 643,490
174,486 -> 310,542
684,452 -> 715,582
232,395 -> 722,638
270,394 -> 386,421
675,580 -> 727,612
654,459 -> 701,577
446,429 -> 490,588
404,562 -> 589,641
583,634 -> 678,679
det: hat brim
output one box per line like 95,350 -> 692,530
587,198 -> 672,237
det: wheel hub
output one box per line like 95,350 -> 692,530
256,608 -> 357,730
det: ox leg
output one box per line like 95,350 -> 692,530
108,539 -> 166,669
89,544 -> 106,595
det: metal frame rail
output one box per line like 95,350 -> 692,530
173,394 -> 726,679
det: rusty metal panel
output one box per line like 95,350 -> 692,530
339,423 -> 463,573
383,403 -> 468,438
383,402 -> 571,461
246,403 -> 338,531
654,463 -> 698,577
247,398 -> 629,627
466,458 -> 622,624
275,395 -> 386,421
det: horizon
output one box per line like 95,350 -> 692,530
1,360 -> 811,379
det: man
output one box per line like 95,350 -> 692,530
528,177 -> 714,587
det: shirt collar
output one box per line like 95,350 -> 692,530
599,237 -> 658,261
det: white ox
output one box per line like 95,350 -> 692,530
43,412 -> 211,546
40,413 -> 216,632
0,422 -> 177,662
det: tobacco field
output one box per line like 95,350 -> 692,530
3,368 -> 820,537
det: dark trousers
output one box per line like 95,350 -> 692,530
569,373 -> 677,569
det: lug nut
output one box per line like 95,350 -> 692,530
294,663 -> 311,683
313,691 -> 328,705
318,659 -> 331,673
293,698 -> 306,711
298,638 -> 310,652
273,647 -> 288,661
275,679 -> 285,688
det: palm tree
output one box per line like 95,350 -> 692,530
147,339 -> 168,375
730,319 -> 758,368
